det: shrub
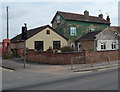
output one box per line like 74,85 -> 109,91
61,46 -> 74,52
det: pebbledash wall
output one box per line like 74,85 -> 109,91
26,50 -> 119,64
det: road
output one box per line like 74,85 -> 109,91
2,67 -> 119,90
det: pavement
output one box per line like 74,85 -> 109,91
1,57 -> 119,73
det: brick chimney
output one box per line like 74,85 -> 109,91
106,15 -> 110,22
98,14 -> 103,19
84,10 -> 89,19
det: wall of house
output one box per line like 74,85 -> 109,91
65,20 -> 109,40
80,40 -> 94,51
26,27 -> 68,51
52,14 -> 110,41
96,40 -> 118,51
95,28 -> 119,51
11,42 -> 24,49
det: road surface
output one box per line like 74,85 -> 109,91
2,67 -> 119,90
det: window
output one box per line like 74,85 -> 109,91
56,15 -> 60,23
111,42 -> 116,49
70,27 -> 77,36
34,41 -> 44,51
46,30 -> 50,34
88,28 -> 94,32
53,41 -> 61,50
101,42 -> 106,50
71,43 -> 75,48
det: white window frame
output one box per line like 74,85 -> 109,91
89,28 -> 94,32
111,42 -> 116,49
56,15 -> 60,23
70,27 -> 77,36
101,42 -> 106,50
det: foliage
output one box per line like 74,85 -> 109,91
61,46 -> 74,52
88,48 -> 94,52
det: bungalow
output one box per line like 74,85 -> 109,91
11,25 -> 69,52
76,26 -> 120,51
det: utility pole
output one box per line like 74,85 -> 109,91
6,6 -> 9,39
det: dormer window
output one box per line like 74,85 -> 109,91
56,15 -> 60,23
89,28 -> 94,32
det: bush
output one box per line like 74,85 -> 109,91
61,46 -> 74,52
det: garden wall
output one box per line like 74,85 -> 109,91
26,50 -> 85,64
26,50 -> 119,64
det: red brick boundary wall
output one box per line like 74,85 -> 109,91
85,50 -> 119,63
26,50 -> 85,64
26,50 -> 120,64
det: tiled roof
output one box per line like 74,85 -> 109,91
76,31 -> 101,41
51,11 -> 110,24
111,26 -> 120,36
11,25 -> 69,43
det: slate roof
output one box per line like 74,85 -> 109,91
11,25 -> 69,43
51,11 -> 110,24
76,31 -> 101,41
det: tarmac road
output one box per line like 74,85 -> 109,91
2,67 -> 119,90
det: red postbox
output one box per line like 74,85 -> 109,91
2,39 -> 11,57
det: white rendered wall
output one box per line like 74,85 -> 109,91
96,40 -> 118,51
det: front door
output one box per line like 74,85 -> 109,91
34,41 -> 44,51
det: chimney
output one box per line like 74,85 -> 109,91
84,10 -> 89,19
98,14 -> 103,19
106,15 -> 110,22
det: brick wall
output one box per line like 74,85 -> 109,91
85,50 -> 119,63
26,50 -> 85,64
26,50 -> 119,64
80,40 -> 94,51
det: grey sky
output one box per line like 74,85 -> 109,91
1,1 -> 119,41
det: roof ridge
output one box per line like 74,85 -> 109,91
58,11 -> 104,19
56,11 -> 110,24
28,24 -> 49,31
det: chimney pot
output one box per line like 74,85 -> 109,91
106,15 -> 110,22
98,14 -> 103,19
84,10 -> 89,19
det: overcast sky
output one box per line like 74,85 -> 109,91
0,0 -> 120,41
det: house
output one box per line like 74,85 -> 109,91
11,25 -> 69,52
51,10 -> 111,49
76,26 -> 120,51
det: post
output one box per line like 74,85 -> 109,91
71,57 -> 74,70
91,56 -> 93,67
24,40 -> 26,68
6,6 -> 9,39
